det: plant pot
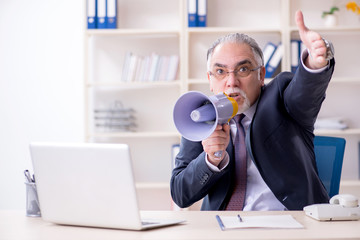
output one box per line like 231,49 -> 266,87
323,14 -> 338,27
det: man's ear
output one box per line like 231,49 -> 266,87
260,66 -> 266,86
207,72 -> 214,92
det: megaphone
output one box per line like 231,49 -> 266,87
173,91 -> 238,143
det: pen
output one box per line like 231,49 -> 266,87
237,214 -> 243,222
215,215 -> 225,231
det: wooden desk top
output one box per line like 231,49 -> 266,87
1,210 -> 359,240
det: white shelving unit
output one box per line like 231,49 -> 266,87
288,1 -> 360,181
84,0 -> 360,210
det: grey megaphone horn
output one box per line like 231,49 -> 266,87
173,91 -> 238,158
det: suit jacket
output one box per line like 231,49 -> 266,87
170,59 -> 335,210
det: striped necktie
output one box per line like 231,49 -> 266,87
226,114 -> 247,210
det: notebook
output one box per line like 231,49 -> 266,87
29,142 -> 185,230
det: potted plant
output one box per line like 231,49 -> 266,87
322,6 -> 340,27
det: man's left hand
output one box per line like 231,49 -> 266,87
295,10 -> 329,69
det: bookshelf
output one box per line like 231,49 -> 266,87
84,0 -> 360,210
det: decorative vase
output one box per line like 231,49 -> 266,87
323,14 -> 338,27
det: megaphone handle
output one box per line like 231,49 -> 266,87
213,150 -> 223,159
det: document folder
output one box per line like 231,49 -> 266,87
96,0 -> 107,29
106,0 -> 117,29
188,0 -> 197,27
197,0 -> 207,27
291,40 -> 301,73
87,0 -> 97,29
265,43 -> 283,78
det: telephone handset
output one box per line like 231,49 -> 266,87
303,194 -> 360,221
330,194 -> 358,208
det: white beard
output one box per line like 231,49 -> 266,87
224,87 -> 251,114
237,97 -> 251,114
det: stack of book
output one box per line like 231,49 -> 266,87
94,101 -> 136,132
121,52 -> 179,82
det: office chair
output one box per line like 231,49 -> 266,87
314,136 -> 346,198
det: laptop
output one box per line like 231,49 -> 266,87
29,142 -> 185,230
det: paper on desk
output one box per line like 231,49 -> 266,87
219,215 -> 304,229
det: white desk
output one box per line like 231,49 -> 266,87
1,210 -> 359,240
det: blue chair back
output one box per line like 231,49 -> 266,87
314,136 -> 346,198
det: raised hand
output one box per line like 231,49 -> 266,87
295,10 -> 329,69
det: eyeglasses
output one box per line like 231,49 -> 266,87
209,65 -> 262,81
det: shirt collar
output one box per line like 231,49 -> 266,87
242,98 -> 258,121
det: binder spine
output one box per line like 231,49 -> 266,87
188,0 -> 197,27
87,0 -> 97,29
265,43 -> 283,79
291,40 -> 301,73
197,0 -> 207,27
97,0 -> 107,29
263,42 -> 276,70
106,0 -> 117,29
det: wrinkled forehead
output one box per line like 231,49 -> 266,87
210,42 -> 258,69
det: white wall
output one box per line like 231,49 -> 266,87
0,0 -> 84,209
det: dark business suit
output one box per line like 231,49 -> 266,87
170,58 -> 335,210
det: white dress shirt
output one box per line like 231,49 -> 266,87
206,102 -> 287,211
